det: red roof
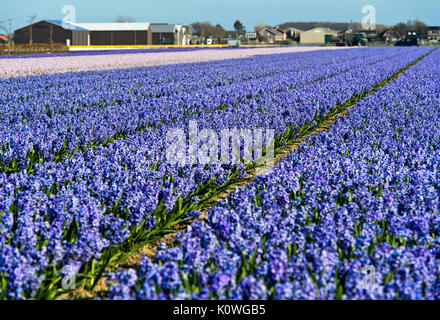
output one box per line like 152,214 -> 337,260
0,35 -> 8,41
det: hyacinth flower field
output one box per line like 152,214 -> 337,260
0,46 -> 439,300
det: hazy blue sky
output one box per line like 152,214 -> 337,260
1,0 -> 439,32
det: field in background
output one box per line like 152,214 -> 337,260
0,46 -> 347,78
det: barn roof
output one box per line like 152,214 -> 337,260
303,27 -> 339,34
45,20 -> 88,31
260,29 -> 277,35
285,27 -> 304,33
72,22 -> 151,31
150,24 -> 176,33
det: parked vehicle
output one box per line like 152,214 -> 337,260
227,39 -> 241,47
395,37 -> 420,46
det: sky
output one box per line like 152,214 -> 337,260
0,0 -> 439,33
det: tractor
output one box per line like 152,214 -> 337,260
345,32 -> 368,47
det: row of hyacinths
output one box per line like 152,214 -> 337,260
0,47 -> 432,298
107,48 -> 440,300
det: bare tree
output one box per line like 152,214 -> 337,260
214,24 -> 226,38
191,22 -> 226,39
116,15 -> 134,23
394,20 -> 428,39
0,19 -> 11,36
254,24 -> 268,42
407,19 -> 428,39
393,22 -> 407,38
0,18 -> 13,54
254,23 -> 267,33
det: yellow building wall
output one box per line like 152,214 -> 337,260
300,29 -> 337,44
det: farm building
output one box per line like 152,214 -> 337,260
14,20 -> 191,46
181,26 -> 192,45
257,27 -> 287,43
245,32 -> 257,40
14,20 -> 151,46
14,20 -> 85,45
377,27 -> 399,44
300,27 -> 339,44
0,35 -> 8,44
71,22 -> 152,45
150,24 -> 191,45
427,26 -> 440,43
285,27 -> 303,42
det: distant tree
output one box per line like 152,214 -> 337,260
254,23 -> 267,33
393,22 -> 408,38
116,15 -> 134,23
407,19 -> 428,39
254,23 -> 268,42
0,20 -> 10,37
0,18 -> 13,54
191,22 -> 212,38
191,22 -> 225,38
393,20 -> 428,39
214,24 -> 226,38
257,33 -> 268,42
233,20 -> 245,32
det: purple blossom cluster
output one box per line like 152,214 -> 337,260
0,47 -> 432,299
107,48 -> 440,300
0,47 -> 423,167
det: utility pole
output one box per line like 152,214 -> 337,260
27,15 -> 36,45
8,19 -> 11,54
49,24 -> 53,51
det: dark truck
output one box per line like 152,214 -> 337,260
395,31 -> 420,46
